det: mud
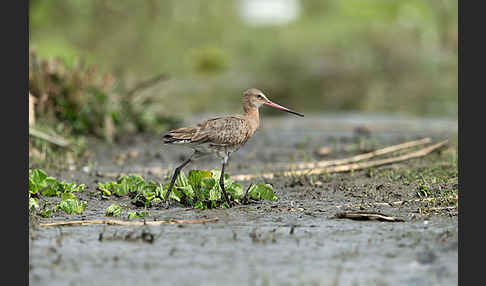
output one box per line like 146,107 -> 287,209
29,113 -> 458,286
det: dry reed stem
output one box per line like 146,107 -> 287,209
232,140 -> 448,181
269,137 -> 432,170
29,127 -> 70,147
334,211 -> 405,222
39,217 -> 219,227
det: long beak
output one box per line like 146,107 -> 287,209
264,101 -> 304,117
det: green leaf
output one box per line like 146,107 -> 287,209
128,211 -> 149,220
29,169 -> 85,198
44,177 -> 58,185
227,182 -> 243,199
210,169 -> 223,181
39,208 -> 52,217
180,185 -> 195,205
29,177 -> 38,195
29,197 -> 39,210
201,177 -> 216,190
199,177 -> 215,201
194,201 -> 205,209
221,202 -> 230,208
98,175 -> 145,197
188,169 -> 212,188
105,203 -> 122,217
32,169 -> 47,183
180,185 -> 195,198
61,192 -> 77,201
57,199 -> 87,214
209,187 -> 221,201
98,182 -> 112,197
113,175 -> 146,196
29,169 -> 55,196
247,184 -> 278,201
41,187 -> 60,197
175,171 -> 189,188
68,183 -> 85,192
170,187 -> 183,202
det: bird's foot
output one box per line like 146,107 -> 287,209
162,200 -> 171,209
224,201 -> 233,208
224,196 -> 234,208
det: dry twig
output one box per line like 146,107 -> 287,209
269,137 -> 432,170
126,74 -> 169,98
29,93 -> 36,126
232,140 -> 448,181
334,211 -> 405,222
39,217 -> 219,227
29,127 -> 70,147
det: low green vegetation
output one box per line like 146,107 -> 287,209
56,192 -> 88,215
97,175 -> 164,208
105,203 -> 123,217
127,211 -> 150,220
104,203 -> 150,219
98,170 -> 278,209
29,169 -> 85,197
29,168 -> 277,220
372,148 -> 458,214
29,169 -> 87,216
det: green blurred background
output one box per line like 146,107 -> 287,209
29,0 -> 457,134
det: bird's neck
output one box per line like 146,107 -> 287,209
244,105 -> 260,132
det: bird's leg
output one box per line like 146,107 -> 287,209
241,183 -> 254,204
163,156 -> 192,207
219,157 -> 233,207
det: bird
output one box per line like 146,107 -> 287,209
161,88 -> 304,207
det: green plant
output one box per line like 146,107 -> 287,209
98,175 -> 163,208
105,203 -> 123,217
55,192 -> 87,214
29,169 -> 85,197
128,211 -> 149,220
246,184 -> 278,201
28,169 -> 87,216
98,170 -> 278,209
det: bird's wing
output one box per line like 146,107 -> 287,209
191,116 -> 253,146
162,127 -> 198,143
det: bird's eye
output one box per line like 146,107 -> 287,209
257,94 -> 263,99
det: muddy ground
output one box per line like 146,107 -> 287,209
29,114 -> 458,286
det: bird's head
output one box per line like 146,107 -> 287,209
243,88 -> 304,117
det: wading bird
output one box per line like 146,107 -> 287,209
162,88 -> 304,207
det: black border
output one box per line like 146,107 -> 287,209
457,0 -> 462,283
3,0 -> 28,285
459,0 -> 480,285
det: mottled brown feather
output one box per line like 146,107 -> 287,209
162,127 -> 198,143
163,115 -> 255,147
192,115 -> 255,146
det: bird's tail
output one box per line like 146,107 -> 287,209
162,127 -> 197,144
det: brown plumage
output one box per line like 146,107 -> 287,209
162,88 -> 304,207
163,115 -> 254,148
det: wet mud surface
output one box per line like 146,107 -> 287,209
29,114 -> 458,286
